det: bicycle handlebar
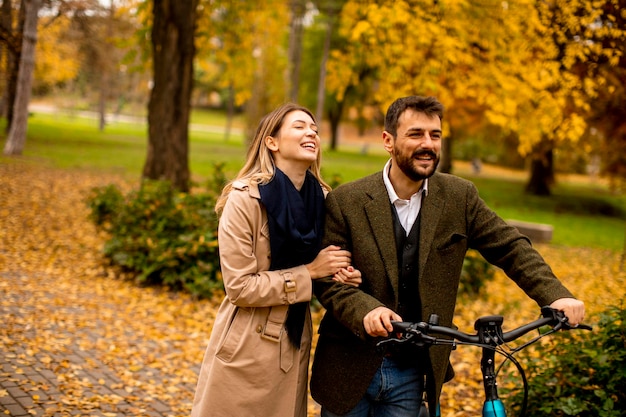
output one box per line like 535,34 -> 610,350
377,307 -> 592,417
378,306 -> 591,349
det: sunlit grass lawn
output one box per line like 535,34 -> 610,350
1,110 -> 624,251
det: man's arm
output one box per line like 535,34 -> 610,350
314,190 -> 386,340
462,179 -> 585,323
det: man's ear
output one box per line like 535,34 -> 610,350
265,135 -> 279,151
382,131 -> 394,153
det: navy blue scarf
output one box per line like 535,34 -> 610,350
259,168 -> 325,348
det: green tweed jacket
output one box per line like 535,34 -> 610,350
310,171 -> 575,415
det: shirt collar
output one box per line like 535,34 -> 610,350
382,159 -> 429,204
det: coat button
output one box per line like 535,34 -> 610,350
256,325 -> 263,333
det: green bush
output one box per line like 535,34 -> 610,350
505,305 -> 625,416
87,183 -> 125,227
87,177 -> 222,298
458,249 -> 496,296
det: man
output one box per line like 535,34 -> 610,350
310,96 -> 585,417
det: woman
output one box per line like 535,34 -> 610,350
191,103 -> 361,417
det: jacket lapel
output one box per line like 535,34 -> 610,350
419,174 -> 444,278
364,178 -> 399,302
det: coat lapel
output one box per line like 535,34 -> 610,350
419,174 -> 444,278
363,178 -> 399,302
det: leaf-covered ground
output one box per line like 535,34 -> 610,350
1,161 -> 624,417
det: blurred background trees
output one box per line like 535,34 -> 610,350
0,0 -> 624,194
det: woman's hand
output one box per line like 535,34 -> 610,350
306,245 -> 352,279
333,266 -> 362,287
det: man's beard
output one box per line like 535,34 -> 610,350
394,148 -> 439,182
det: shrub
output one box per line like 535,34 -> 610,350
459,249 -> 496,296
87,176 -> 222,299
504,305 -> 625,416
87,183 -> 125,227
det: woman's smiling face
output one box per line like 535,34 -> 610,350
267,110 -> 320,170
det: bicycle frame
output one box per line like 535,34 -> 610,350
378,306 -> 591,417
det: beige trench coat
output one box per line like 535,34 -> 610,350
191,180 -> 316,417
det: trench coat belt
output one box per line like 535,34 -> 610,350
262,305 -> 294,372
261,305 -> 288,342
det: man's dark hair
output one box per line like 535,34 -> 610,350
384,96 -> 444,137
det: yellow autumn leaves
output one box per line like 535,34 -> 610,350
328,0 -> 625,158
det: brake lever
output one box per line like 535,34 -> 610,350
562,321 -> 593,331
376,333 -> 415,349
376,329 -> 440,350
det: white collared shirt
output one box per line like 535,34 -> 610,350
382,159 -> 428,236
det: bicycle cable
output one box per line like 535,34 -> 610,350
493,345 -> 529,417
490,317 -> 561,417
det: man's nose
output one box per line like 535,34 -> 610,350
422,132 -> 435,146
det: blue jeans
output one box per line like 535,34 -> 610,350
321,357 -> 425,417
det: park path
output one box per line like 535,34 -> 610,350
0,162 -> 203,416
1,271 -> 201,417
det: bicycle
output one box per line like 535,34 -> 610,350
376,306 -> 592,417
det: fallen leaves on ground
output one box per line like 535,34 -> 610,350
1,162 -> 219,416
1,161 -> 624,417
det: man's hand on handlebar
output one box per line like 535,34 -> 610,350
549,297 -> 585,327
364,306 -> 403,337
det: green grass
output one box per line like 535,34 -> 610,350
190,107 -> 245,127
21,114 -> 148,174
467,174 -> 626,250
1,110 -> 624,252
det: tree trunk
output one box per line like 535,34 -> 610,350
244,45 -> 276,144
287,0 -> 305,102
98,2 -> 115,132
0,0 -> 12,119
3,0 -> 41,156
2,0 -> 25,133
327,99 -> 345,151
315,16 -> 332,123
525,144 -> 554,196
143,0 -> 198,192
224,83 -> 234,142
5,47 -> 18,132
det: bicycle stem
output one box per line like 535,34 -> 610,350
476,316 -> 507,417
481,347 -> 499,401
481,346 -> 506,416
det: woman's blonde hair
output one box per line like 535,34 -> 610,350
215,103 -> 331,216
